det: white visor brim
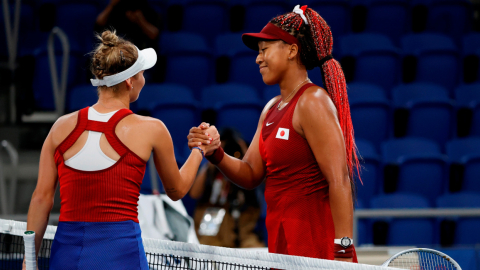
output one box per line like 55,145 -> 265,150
91,46 -> 157,87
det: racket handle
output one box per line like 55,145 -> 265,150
23,231 -> 37,270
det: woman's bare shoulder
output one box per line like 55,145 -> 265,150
297,85 -> 337,117
50,111 -> 80,148
119,114 -> 169,136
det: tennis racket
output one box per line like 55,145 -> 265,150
23,231 -> 37,270
382,248 -> 461,270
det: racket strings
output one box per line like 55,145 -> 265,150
388,251 -> 457,270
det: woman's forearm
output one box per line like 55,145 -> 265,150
170,150 -> 203,200
189,165 -> 208,199
216,154 -> 263,190
26,193 -> 54,257
328,175 -> 354,240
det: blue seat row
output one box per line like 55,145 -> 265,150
357,136 -> 480,205
357,192 -> 480,246
69,81 -> 480,147
5,0 -> 476,111
33,31 -> 478,111
349,82 -> 480,147
147,0 -> 473,43
157,31 -> 476,106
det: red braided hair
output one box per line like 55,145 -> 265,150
271,8 -> 361,186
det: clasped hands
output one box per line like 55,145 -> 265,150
187,123 -> 221,156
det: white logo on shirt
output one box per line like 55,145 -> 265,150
276,128 -> 289,140
337,250 -> 346,253
266,122 -> 274,126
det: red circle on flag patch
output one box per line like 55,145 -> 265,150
280,130 -> 285,136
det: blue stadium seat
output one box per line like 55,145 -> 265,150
302,0 -> 350,41
340,33 -> 400,91
462,33 -> 480,56
160,32 -> 213,97
243,1 -> 288,32
437,192 -> 480,245
353,0 -> 409,45
371,193 -> 434,245
136,83 -> 195,112
455,84 -> 480,136
150,92 -> 199,161
229,50 -> 265,92
447,137 -> 480,162
392,83 -> 454,145
215,33 -> 246,57
32,49 -> 82,111
55,3 -> 98,53
348,83 -> 390,148
356,139 -> 381,205
68,84 -> 98,112
382,138 -> 447,203
201,84 -> 262,141
263,85 -> 279,104
201,83 -> 260,109
422,0 -> 473,43
401,33 -> 460,91
307,68 -> 324,88
447,137 -> 480,193
160,32 -> 209,54
355,199 -> 370,245
182,1 -> 228,45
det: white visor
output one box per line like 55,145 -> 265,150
91,46 -> 157,87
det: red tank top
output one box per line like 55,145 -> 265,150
259,83 -> 356,260
260,83 -> 328,196
54,107 -> 146,223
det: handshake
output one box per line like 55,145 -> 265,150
187,122 -> 222,156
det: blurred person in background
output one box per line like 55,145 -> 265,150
188,5 -> 360,262
24,30 -> 219,269
95,0 -> 161,50
189,128 -> 264,248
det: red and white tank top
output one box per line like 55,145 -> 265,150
54,107 -> 147,223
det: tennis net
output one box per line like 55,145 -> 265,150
1,218 -> 387,270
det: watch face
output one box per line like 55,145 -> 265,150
341,237 -> 351,247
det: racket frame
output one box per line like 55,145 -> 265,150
382,248 -> 462,270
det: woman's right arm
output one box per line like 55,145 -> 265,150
189,164 -> 209,199
151,120 -> 219,201
188,98 -> 279,190
25,112 -> 77,262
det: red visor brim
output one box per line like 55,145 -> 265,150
242,33 -> 282,51
242,23 -> 300,51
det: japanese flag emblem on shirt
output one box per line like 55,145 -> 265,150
276,128 -> 289,140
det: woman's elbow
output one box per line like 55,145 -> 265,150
30,191 -> 54,208
166,188 -> 189,202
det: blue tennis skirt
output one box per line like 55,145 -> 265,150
50,220 -> 148,270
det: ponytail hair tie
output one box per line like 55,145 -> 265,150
293,5 -> 309,25
319,54 -> 333,67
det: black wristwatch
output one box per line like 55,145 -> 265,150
334,237 -> 353,248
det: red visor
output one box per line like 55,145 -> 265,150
242,23 -> 300,51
